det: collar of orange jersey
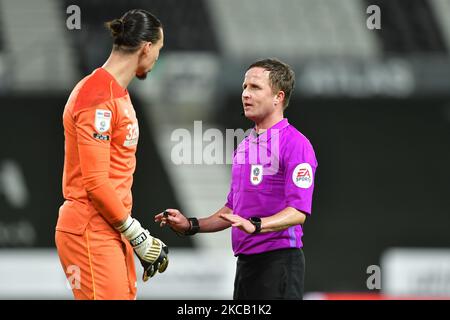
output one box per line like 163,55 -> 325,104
249,118 -> 289,144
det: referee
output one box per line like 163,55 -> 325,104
155,58 -> 318,300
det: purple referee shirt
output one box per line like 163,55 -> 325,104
225,118 -> 318,256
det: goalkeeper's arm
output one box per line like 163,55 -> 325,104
115,215 -> 169,282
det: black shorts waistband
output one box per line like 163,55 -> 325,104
237,247 -> 303,261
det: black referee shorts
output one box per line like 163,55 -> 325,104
233,248 -> 305,300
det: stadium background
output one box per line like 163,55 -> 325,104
0,0 -> 449,299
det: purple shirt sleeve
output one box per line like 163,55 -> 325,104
225,187 -> 233,210
225,150 -> 237,210
284,139 -> 318,215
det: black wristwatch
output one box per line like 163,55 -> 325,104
184,217 -> 200,236
249,217 -> 262,234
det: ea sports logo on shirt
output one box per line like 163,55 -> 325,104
250,164 -> 263,185
292,163 -> 313,189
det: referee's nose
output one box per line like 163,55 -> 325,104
242,88 -> 251,100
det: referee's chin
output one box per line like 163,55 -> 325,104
243,111 -> 256,122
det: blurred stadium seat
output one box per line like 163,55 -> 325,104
208,0 -> 379,59
64,0 -> 218,73
1,0 -> 78,90
367,0 -> 448,54
431,0 -> 450,51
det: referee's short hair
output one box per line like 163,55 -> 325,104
247,58 -> 295,110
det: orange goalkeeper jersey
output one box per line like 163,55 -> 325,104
56,68 -> 139,234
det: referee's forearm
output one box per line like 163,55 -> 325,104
261,207 -> 306,233
198,206 -> 232,233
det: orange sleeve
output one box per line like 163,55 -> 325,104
74,105 -> 128,226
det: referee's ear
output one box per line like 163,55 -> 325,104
274,90 -> 285,108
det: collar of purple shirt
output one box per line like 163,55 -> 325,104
248,118 -> 290,144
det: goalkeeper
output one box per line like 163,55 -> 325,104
55,9 -> 167,300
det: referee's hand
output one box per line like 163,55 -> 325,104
155,209 -> 190,233
220,213 -> 256,234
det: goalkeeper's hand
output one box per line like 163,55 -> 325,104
135,234 -> 169,281
117,216 -> 169,281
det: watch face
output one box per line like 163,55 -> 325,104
250,217 -> 261,233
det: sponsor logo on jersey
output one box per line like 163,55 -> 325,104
123,138 -> 138,147
292,163 -> 313,188
93,133 -> 110,141
250,164 -> 263,185
95,109 -> 111,133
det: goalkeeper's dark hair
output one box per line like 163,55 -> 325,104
247,58 -> 295,110
105,9 -> 162,53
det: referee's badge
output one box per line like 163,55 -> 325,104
95,109 -> 111,133
250,164 -> 263,185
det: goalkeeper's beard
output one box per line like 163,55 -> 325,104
136,71 -> 148,80
136,64 -> 153,80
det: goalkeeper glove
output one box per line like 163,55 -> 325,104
117,215 -> 169,281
